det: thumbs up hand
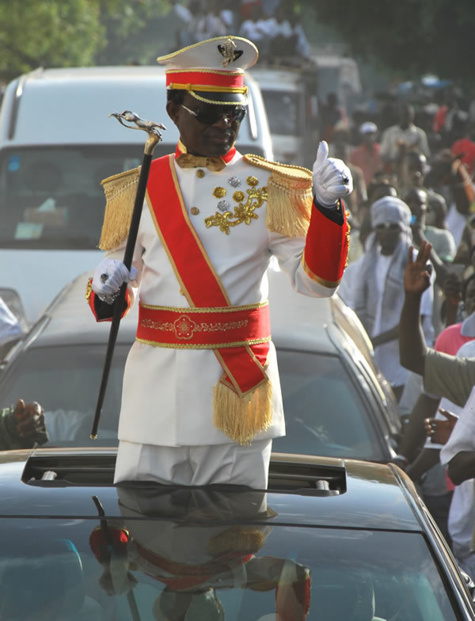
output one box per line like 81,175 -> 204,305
312,141 -> 353,208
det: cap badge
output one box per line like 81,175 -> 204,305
218,39 -> 243,67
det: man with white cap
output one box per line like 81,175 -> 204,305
349,195 -> 434,400
87,35 -> 352,488
349,121 -> 382,187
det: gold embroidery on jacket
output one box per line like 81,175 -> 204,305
141,316 -> 250,339
205,180 -> 267,235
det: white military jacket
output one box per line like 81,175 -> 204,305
89,148 -> 348,447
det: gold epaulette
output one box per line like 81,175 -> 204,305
98,167 -> 141,250
243,154 -> 313,237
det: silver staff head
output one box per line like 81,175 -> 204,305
109,110 -> 166,135
110,110 -> 166,149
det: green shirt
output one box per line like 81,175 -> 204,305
424,348 -> 475,407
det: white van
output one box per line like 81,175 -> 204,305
0,66 -> 273,326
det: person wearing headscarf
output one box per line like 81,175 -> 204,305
349,195 -> 434,400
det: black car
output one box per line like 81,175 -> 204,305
0,450 -> 473,620
0,269 -> 401,462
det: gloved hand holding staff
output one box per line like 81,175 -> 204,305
90,111 -> 165,439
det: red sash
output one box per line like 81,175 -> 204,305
145,155 -> 272,442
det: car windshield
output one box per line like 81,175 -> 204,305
261,90 -> 301,136
0,486 -> 460,621
273,349 -> 387,461
0,144 -> 172,250
0,345 -> 387,459
0,343 -> 129,446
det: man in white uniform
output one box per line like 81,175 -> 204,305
88,36 -> 352,488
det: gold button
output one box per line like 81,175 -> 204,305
213,186 -> 226,198
196,169 -> 205,178
190,207 -> 200,215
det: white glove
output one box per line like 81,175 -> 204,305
312,140 -> 353,208
92,258 -> 138,303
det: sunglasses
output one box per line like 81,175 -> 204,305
179,103 -> 247,126
375,222 -> 401,231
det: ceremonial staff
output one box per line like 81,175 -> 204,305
91,111 -> 165,439
92,495 -> 141,620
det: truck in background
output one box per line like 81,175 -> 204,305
312,53 -> 362,119
249,60 -> 319,169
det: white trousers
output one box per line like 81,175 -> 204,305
114,439 -> 273,489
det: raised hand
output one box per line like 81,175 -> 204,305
13,399 -> 45,438
403,241 -> 432,295
425,408 -> 459,445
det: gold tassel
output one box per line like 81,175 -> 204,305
266,172 -> 313,237
98,167 -> 141,250
208,527 -> 266,555
242,154 -> 313,238
213,379 -> 273,445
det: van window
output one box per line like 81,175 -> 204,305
0,138 -> 269,251
0,144 -> 173,250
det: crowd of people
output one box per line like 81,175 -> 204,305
172,0 -> 310,62
1,21 -> 475,583
328,84 -> 475,578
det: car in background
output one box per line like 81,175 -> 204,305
0,266 -> 401,462
0,66 -> 273,327
0,450 -> 473,619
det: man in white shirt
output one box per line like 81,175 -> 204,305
349,195 -> 434,400
380,103 -> 431,173
440,378 -> 475,578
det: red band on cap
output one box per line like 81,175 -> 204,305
166,70 -> 244,89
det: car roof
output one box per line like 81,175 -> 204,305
0,448 -> 424,532
2,66 -> 173,146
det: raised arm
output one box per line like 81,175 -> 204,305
399,241 -> 432,375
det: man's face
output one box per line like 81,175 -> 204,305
362,131 -> 377,146
374,222 -> 402,255
399,104 -> 414,129
406,153 -> 426,187
167,94 -> 245,157
406,189 -> 427,222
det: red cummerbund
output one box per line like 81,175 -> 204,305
136,302 -> 271,349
